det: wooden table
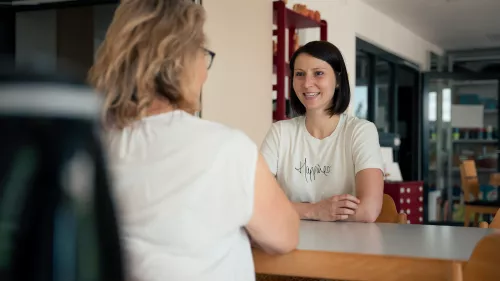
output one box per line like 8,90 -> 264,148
253,221 -> 499,281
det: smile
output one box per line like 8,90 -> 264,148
303,92 -> 320,100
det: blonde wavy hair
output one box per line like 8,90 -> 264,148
88,0 -> 206,129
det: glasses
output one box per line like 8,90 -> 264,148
203,48 -> 216,69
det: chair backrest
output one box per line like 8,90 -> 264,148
0,73 -> 125,281
462,233 -> 500,281
376,194 -> 407,224
480,209 -> 500,229
460,160 -> 480,201
490,209 -> 500,228
479,222 -> 489,229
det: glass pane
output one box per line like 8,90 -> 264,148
425,76 -> 500,224
426,78 -> 445,223
354,51 -> 369,119
375,60 -> 390,132
453,79 -> 498,172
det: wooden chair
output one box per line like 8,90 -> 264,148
479,209 -> 500,229
375,194 -> 408,224
459,160 -> 500,227
255,194 -> 406,281
452,233 -> 500,281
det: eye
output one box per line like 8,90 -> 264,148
314,71 -> 324,76
294,71 -> 305,77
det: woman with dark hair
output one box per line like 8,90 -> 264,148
261,41 -> 384,223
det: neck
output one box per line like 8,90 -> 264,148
304,110 -> 341,139
146,98 -> 175,117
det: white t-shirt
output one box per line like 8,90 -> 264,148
260,113 -> 383,203
105,110 -> 257,281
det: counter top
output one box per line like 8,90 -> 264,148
297,220 -> 498,261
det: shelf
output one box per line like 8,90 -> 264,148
272,1 -> 327,122
273,55 -> 289,75
273,2 -> 324,29
429,139 -> 498,144
429,167 -> 496,173
452,80 -> 499,86
453,139 -> 498,144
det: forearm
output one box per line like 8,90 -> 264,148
345,199 -> 381,222
292,202 -> 316,220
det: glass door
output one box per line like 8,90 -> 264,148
374,59 -> 392,133
423,72 -> 500,225
354,51 -> 370,120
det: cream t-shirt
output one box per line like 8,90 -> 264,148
105,110 -> 257,281
260,113 -> 384,203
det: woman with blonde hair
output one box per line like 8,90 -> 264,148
89,1 -> 299,280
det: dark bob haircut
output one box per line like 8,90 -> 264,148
289,41 -> 350,116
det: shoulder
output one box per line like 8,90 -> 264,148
184,113 -> 233,133
342,113 -> 376,130
189,116 -> 257,150
164,112 -> 244,141
342,114 -> 379,137
187,116 -> 256,149
167,115 -> 259,171
270,116 -> 304,133
118,111 -> 256,155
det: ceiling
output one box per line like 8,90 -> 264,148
361,0 -> 500,51
0,0 -> 73,3
4,0 -> 500,52
0,0 -> 76,6
0,0 -> 118,11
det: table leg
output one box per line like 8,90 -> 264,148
450,262 -> 463,281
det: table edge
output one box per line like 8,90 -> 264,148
253,248 -> 466,280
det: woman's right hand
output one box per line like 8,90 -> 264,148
311,194 -> 360,221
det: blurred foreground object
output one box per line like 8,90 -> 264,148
0,70 -> 124,281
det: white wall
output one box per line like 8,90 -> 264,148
289,0 -> 356,107
288,0 -> 444,112
203,0 -> 273,145
354,0 -> 443,70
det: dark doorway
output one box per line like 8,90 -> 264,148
397,66 -> 420,181
0,7 -> 15,68
356,38 -> 422,181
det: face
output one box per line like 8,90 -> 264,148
292,53 -> 337,113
